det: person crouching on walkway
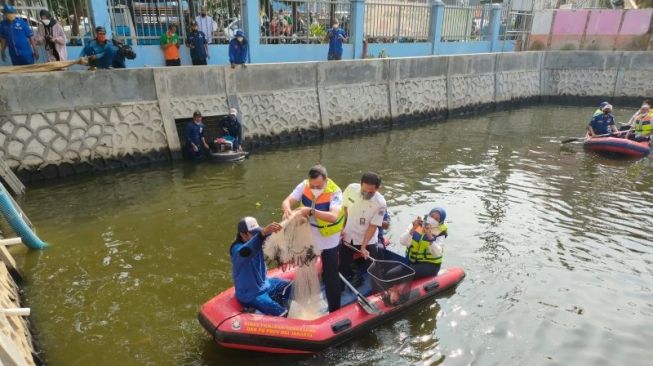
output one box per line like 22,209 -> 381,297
231,217 -> 292,316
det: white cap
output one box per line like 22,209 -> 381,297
237,217 -> 260,233
229,108 -> 238,116
602,104 -> 613,111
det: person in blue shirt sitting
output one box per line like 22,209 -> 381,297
80,27 -> 115,69
231,217 -> 292,316
326,19 -> 348,61
0,4 -> 38,66
588,103 -> 618,137
184,111 -> 210,159
229,30 -> 248,69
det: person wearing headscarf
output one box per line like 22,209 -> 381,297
34,9 -> 67,62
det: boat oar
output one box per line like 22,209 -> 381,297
339,273 -> 383,315
561,129 -> 632,144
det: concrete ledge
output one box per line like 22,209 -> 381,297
3,51 -> 653,179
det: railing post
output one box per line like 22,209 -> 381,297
431,0 -> 445,55
240,0 -> 260,62
90,0 -> 113,38
352,0 -> 365,59
490,3 -> 502,52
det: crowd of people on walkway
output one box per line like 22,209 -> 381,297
231,165 -> 449,316
1,3 -> 348,69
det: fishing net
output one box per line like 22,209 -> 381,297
368,259 -> 415,306
264,213 -> 324,320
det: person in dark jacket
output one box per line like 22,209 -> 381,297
230,217 -> 290,316
184,111 -> 210,159
111,38 -> 136,68
219,108 -> 243,151
229,30 -> 248,68
186,21 -> 208,65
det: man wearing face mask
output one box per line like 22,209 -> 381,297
588,103 -> 618,138
34,9 -> 67,62
195,7 -> 214,44
282,165 -> 345,313
0,4 -> 38,65
326,19 -> 347,61
228,30 -> 248,68
339,172 -> 386,286
80,26 -> 115,69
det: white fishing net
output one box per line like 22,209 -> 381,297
263,213 -> 324,320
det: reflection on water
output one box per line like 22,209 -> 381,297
10,105 -> 653,365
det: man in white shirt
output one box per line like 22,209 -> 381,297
195,7 -> 214,44
281,165 -> 345,313
339,172 -> 387,284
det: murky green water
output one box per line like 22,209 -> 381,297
9,105 -> 653,365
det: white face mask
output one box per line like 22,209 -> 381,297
311,188 -> 324,198
42,19 -> 50,25
236,37 -> 244,42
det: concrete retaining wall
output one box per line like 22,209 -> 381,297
2,51 -> 653,180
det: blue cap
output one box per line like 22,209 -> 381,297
429,207 -> 447,223
599,101 -> 609,109
2,4 -> 17,14
235,30 -> 246,37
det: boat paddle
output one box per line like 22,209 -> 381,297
339,273 -> 383,315
561,129 -> 632,144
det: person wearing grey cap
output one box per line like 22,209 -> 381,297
219,108 -> 243,151
184,111 -> 210,159
230,216 -> 290,316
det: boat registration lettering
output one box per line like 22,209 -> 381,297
243,321 -> 316,338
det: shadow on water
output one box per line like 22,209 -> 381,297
9,105 -> 653,365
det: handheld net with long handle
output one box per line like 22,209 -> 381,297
263,213 -> 323,319
344,242 -> 416,305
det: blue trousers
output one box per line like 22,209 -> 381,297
241,278 -> 291,316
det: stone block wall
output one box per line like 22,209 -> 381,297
2,51 -> 653,180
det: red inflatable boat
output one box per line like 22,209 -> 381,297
198,251 -> 465,354
583,134 -> 651,158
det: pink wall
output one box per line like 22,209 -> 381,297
529,8 -> 653,51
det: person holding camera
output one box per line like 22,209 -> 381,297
111,38 -> 136,68
34,10 -> 67,62
397,207 -> 448,278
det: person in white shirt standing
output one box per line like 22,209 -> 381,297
339,172 -> 387,285
281,165 -> 345,313
195,7 -> 214,44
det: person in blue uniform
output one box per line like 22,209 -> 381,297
186,21 -> 208,66
80,27 -> 115,69
184,111 -> 210,159
0,4 -> 38,66
326,20 -> 347,61
588,104 -> 618,137
231,217 -> 291,316
229,30 -> 248,69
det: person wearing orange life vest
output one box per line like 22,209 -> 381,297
398,207 -> 448,278
625,102 -> 652,142
281,165 -> 345,313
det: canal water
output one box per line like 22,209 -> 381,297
12,105 -> 653,365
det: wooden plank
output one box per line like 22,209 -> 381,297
0,159 -> 24,197
0,247 -> 22,283
0,238 -> 22,247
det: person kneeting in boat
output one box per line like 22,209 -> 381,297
398,207 -> 448,278
588,104 -> 618,138
218,108 -> 243,151
282,165 -> 344,313
592,101 -> 609,118
231,217 -> 291,316
184,111 -> 210,159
